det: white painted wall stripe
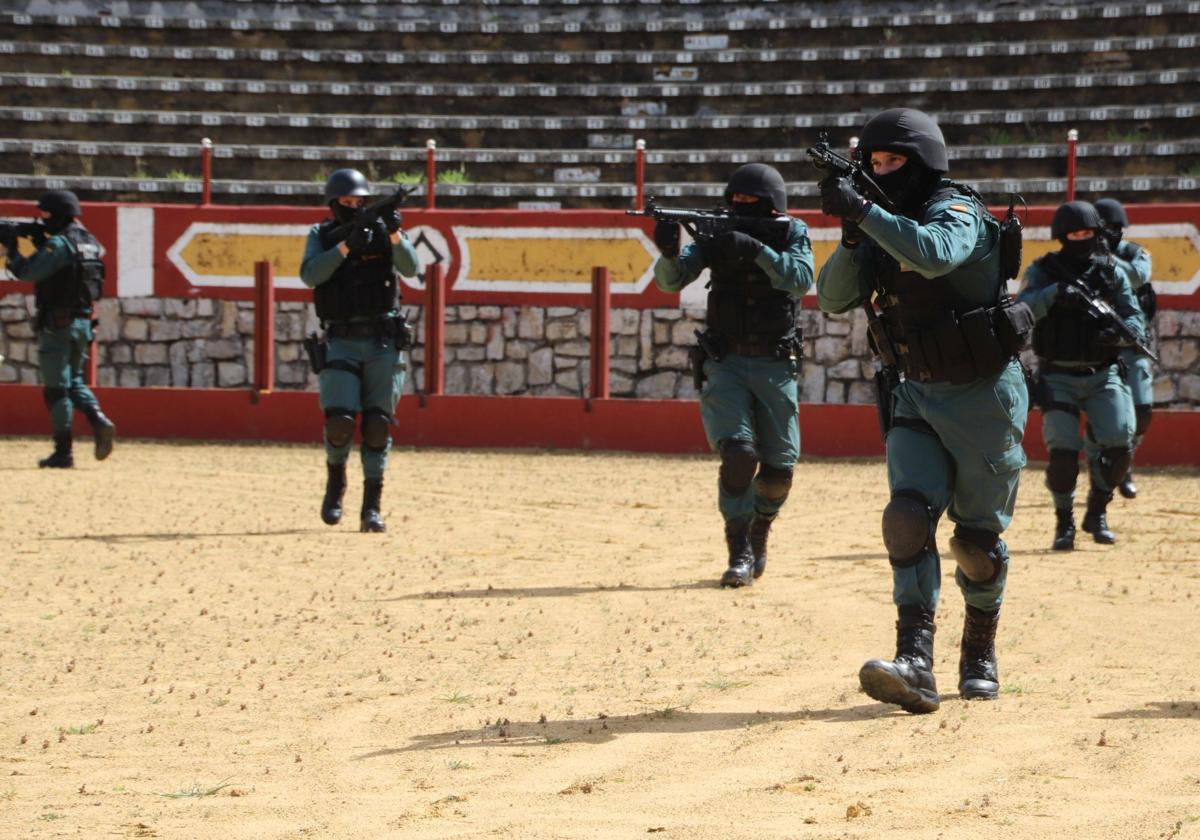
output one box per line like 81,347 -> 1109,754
117,206 -> 154,297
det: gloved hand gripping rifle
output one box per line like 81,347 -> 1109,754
323,184 -> 418,247
1061,271 -> 1159,361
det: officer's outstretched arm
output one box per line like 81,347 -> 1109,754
857,200 -> 980,278
6,235 -> 73,283
300,225 -> 344,288
1016,262 -> 1058,321
653,242 -> 708,293
816,243 -> 872,314
756,222 -> 814,296
390,231 -> 421,278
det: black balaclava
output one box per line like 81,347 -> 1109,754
37,190 -> 81,234
1051,200 -> 1103,267
322,168 -> 371,224
1094,198 -> 1129,251
723,163 -> 787,217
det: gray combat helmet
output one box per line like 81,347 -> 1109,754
723,163 -> 787,214
323,168 -> 371,201
1050,200 -> 1102,241
37,189 -> 81,232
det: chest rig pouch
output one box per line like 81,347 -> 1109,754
313,221 -> 399,324
1032,252 -> 1122,364
870,184 -> 1029,385
35,223 -> 105,324
704,218 -> 799,358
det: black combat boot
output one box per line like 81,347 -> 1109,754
1052,508 -> 1076,551
37,433 -> 74,469
1081,489 -> 1116,544
1118,470 -> 1137,499
748,512 -> 774,580
360,477 -> 386,533
958,605 -> 1000,700
321,462 -> 347,526
81,406 -> 115,461
720,516 -> 754,588
858,606 -> 940,714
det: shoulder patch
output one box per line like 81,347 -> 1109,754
947,203 -> 972,214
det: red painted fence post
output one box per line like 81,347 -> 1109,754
634,138 -> 646,210
426,138 -> 437,210
254,259 -> 274,393
590,266 -> 610,400
424,262 -> 445,396
201,137 -> 213,206
1066,128 -> 1078,201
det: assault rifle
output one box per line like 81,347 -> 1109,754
1062,272 -> 1159,361
625,196 -> 791,242
0,220 -> 46,250
805,131 -> 898,215
323,184 -> 418,245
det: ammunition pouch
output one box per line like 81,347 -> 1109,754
873,368 -> 898,440
889,303 -> 1022,385
302,331 -> 328,373
688,343 -> 707,392
1135,282 -> 1157,320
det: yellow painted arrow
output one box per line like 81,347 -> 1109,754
457,228 -> 655,291
177,232 -> 303,277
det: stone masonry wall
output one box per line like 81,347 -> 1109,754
2,293 -> 1199,406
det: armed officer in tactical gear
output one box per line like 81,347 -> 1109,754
1093,198 -> 1153,499
0,190 -> 114,468
1018,200 -> 1143,550
300,168 -> 421,533
817,109 -> 1032,714
651,163 -> 814,588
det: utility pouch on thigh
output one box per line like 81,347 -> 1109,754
994,299 -> 1034,355
391,313 -> 414,351
303,331 -> 327,374
873,369 -> 897,441
688,343 -> 707,393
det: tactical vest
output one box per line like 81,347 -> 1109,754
1032,252 -> 1123,364
705,217 -> 797,355
868,183 -> 1027,384
34,223 -> 104,316
313,221 -> 398,323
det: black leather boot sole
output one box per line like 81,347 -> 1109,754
859,660 -> 940,714
959,677 -> 1000,700
94,422 -> 115,461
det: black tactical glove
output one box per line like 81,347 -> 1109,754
344,224 -> 372,253
0,233 -> 16,256
841,219 -> 862,248
820,176 -> 868,221
29,225 -> 47,248
384,209 -> 403,234
715,230 -> 764,263
653,220 -> 681,258
1095,326 -> 1124,348
1055,282 -> 1090,311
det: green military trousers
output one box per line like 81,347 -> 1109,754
38,316 -> 100,434
1041,364 -> 1134,506
699,352 -> 800,522
318,335 -> 407,479
885,359 -> 1029,613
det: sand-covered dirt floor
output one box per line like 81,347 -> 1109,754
1,437 -> 1199,839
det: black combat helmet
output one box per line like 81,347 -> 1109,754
1094,198 -> 1129,249
723,163 -> 787,216
323,168 -> 371,201
857,109 -> 948,215
1050,200 -> 1102,241
37,189 -> 81,233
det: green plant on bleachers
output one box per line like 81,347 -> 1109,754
388,170 -> 424,185
437,165 -> 470,184
130,169 -> 149,179
1104,126 -> 1152,143
311,169 -> 329,183
78,155 -> 94,177
31,161 -> 49,177
165,170 -> 192,181
982,128 -> 1019,146
1183,163 -> 1200,177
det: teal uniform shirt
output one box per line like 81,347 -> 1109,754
655,219 -> 814,523
301,224 -> 422,479
818,183 -> 1028,613
1112,240 -> 1154,409
9,229 -> 103,433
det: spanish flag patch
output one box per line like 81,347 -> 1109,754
947,204 -> 972,214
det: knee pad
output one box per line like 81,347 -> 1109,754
1098,446 -> 1132,488
882,489 -> 937,568
42,386 -> 67,408
1134,404 -> 1152,437
949,525 -> 1001,584
1045,448 -> 1080,494
323,408 -> 356,448
361,408 -> 392,452
754,463 -> 793,503
718,438 -> 758,496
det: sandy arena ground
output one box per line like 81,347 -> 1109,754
1,436 -> 1199,839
